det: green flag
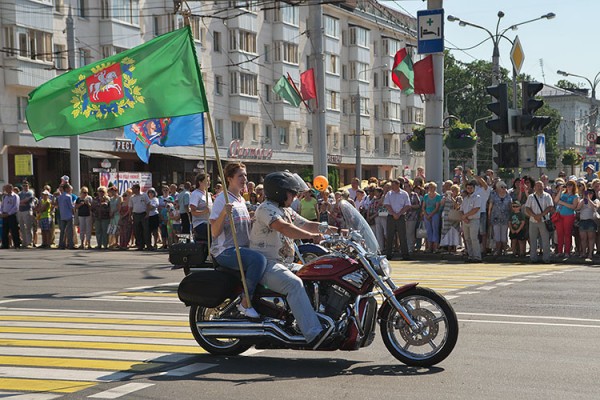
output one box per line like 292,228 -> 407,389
26,26 -> 209,141
273,76 -> 302,107
391,48 -> 414,95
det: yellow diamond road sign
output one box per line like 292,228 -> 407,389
511,35 -> 525,75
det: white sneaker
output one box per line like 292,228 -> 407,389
237,304 -> 260,319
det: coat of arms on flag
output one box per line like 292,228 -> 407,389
71,57 -> 144,120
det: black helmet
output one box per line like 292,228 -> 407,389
264,171 -> 308,206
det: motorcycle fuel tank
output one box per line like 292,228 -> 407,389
296,254 -> 359,281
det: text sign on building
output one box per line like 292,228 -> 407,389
114,139 -> 135,152
536,134 -> 546,168
417,9 -> 444,54
14,154 -> 33,176
228,140 -> 273,160
99,172 -> 152,195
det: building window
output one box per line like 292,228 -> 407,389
296,128 -> 302,146
101,45 -> 113,59
324,15 -> 339,38
215,75 -> 223,95
215,119 -> 223,145
54,0 -> 64,13
373,72 -> 378,88
4,27 -> 15,56
326,54 -> 338,75
360,98 -> 370,116
414,108 -> 424,123
252,124 -> 258,142
18,32 -> 27,57
326,90 -> 339,111
382,38 -> 402,56
384,102 -> 401,121
17,29 -> 53,61
54,44 -> 66,70
100,0 -> 109,19
190,16 -> 204,43
232,121 -> 243,140
264,84 -> 271,102
350,62 -> 369,81
307,129 -> 313,146
383,69 -> 390,88
264,44 -> 270,63
279,127 -> 288,145
230,72 -> 257,96
384,138 -> 390,154
274,3 -> 299,26
78,0 -> 87,18
374,104 -> 379,120
229,29 -> 257,54
79,48 -> 91,67
112,0 -> 139,25
264,125 -> 272,144
213,31 -> 221,52
17,96 -> 28,122
342,99 -> 348,115
349,27 -> 369,48
274,41 -> 298,64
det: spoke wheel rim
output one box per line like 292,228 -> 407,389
194,303 -> 241,349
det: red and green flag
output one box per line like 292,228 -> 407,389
26,26 -> 208,141
273,76 -> 302,107
414,55 -> 436,94
392,48 -> 414,94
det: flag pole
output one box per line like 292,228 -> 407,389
286,73 -> 312,113
203,116 -> 211,254
183,10 -> 251,307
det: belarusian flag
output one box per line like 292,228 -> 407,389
273,76 -> 302,107
392,48 -> 414,94
26,26 -> 208,141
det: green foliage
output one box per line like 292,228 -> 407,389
407,126 -> 425,151
299,166 -> 340,191
556,79 -> 580,91
561,148 -> 583,166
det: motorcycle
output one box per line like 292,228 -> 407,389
178,200 -> 458,367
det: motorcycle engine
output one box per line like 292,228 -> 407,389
320,284 -> 353,320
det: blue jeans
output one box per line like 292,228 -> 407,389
425,213 -> 441,244
215,247 -> 267,298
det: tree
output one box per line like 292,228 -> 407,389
556,79 -> 580,91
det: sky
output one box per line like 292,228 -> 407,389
386,0 -> 598,89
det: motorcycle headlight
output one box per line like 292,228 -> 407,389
370,255 -> 391,276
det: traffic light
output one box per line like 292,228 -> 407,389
493,142 -> 519,168
486,83 -> 509,135
514,81 -> 552,133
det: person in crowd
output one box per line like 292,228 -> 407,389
57,183 -> 74,250
210,162 -> 267,319
509,201 -> 527,257
354,188 -> 367,214
367,187 -> 386,252
146,188 -> 160,250
403,180 -> 421,253
118,189 -> 132,250
584,164 -> 597,182
178,181 -> 192,235
75,187 -> 93,249
129,184 -> 150,251
574,179 -> 588,254
107,187 -> 121,249
92,186 -> 111,250
384,179 -> 411,260
488,181 -> 512,256
190,173 -> 212,242
421,181 -> 444,253
37,190 -> 53,248
416,166 -> 426,181
440,185 -> 461,253
1,184 -> 21,249
347,177 -> 360,200
243,181 -> 256,202
469,173 -> 491,255
299,189 -> 318,222
168,183 -> 179,202
168,198 -> 182,245
213,183 -> 223,200
524,181 -> 555,263
576,188 -> 598,261
31,190 -> 39,248
250,171 -> 333,347
553,180 -> 579,258
255,184 -> 264,203
17,180 -> 35,248
460,180 -> 482,262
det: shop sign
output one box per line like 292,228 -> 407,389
327,154 -> 342,164
99,171 -> 152,195
228,140 -> 273,160
14,154 -> 33,176
114,139 -> 135,152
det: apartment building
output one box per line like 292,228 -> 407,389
0,0 -> 424,190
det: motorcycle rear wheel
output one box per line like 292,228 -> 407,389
380,287 -> 458,367
189,304 -> 253,355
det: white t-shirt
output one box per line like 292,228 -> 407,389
209,191 -> 251,257
475,186 -> 491,215
129,193 -> 149,214
525,192 -> 554,218
190,189 -> 212,228
148,197 -> 159,216
250,200 -> 309,264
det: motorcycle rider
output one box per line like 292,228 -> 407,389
250,171 -> 335,348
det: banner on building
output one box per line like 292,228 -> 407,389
99,172 -> 152,195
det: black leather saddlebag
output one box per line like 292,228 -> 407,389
177,269 -> 236,307
169,241 -> 209,267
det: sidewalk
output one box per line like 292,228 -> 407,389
395,250 -> 599,265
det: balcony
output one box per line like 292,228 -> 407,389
347,45 -> 370,63
3,57 -> 55,89
228,95 -> 259,117
273,102 -> 300,122
99,20 -> 142,48
272,22 -> 299,41
381,88 -> 402,103
380,119 -> 401,134
270,62 -> 298,80
225,11 -> 257,30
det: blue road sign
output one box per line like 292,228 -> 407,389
417,9 -> 444,54
537,134 -> 546,168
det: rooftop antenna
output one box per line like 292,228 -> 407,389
539,58 -> 546,84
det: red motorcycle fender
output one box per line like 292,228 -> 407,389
377,283 -> 419,321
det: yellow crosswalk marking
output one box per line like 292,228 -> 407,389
0,315 -> 187,326
0,356 -> 161,371
0,377 -> 95,393
0,327 -> 192,339
0,338 -> 203,354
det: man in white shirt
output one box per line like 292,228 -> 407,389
460,181 -> 482,262
383,179 -> 411,260
524,181 -> 555,263
190,173 -> 212,242
129,184 -> 150,250
472,174 -> 491,254
347,177 -> 360,201
1,184 -> 21,249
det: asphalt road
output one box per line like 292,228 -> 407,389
0,249 -> 598,400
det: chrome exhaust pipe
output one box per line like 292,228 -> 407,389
197,320 -> 306,343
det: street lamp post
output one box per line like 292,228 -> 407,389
447,11 -> 555,169
443,84 -> 472,179
556,70 -> 600,135
473,115 -> 493,173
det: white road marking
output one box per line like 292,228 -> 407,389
457,291 -> 480,295
477,286 -> 497,291
0,321 -> 189,332
462,319 -> 600,329
160,363 -> 217,377
0,347 -> 195,363
0,366 -> 132,382
0,333 -> 197,347
0,392 -> 62,400
88,383 -> 155,399
0,308 -> 187,321
495,282 -> 514,286
509,278 -> 528,282
458,312 -> 600,323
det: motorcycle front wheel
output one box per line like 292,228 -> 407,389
189,303 -> 252,356
380,287 -> 458,367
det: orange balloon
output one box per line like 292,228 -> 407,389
313,175 -> 329,191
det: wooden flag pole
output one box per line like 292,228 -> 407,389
183,8 -> 251,307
